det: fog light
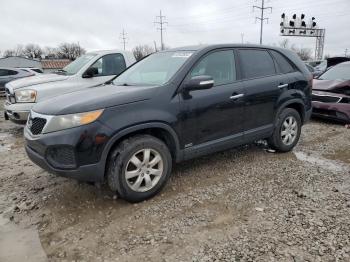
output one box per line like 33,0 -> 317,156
46,146 -> 76,169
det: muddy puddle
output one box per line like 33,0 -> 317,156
294,151 -> 349,173
0,133 -> 13,153
0,194 -> 47,262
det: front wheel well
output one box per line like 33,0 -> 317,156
104,127 -> 178,177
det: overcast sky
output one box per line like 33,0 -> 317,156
1,0 -> 349,57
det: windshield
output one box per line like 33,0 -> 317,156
60,54 -> 97,75
319,64 -> 350,80
113,51 -> 193,86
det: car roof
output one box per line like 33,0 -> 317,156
336,61 -> 350,66
86,49 -> 132,56
0,67 -> 20,70
166,44 -> 285,52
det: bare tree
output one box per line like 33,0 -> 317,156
14,45 -> 24,56
57,42 -> 86,60
3,49 -> 15,57
291,45 -> 312,61
43,46 -> 59,59
132,44 -> 155,61
279,39 -> 290,49
23,44 -> 43,59
2,43 -> 86,60
324,54 -> 331,60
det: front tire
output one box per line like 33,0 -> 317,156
107,135 -> 172,203
268,108 -> 302,152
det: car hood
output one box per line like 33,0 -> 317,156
6,73 -> 69,90
313,79 -> 350,91
33,84 -> 156,115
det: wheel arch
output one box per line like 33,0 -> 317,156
275,99 -> 306,124
101,122 -> 182,179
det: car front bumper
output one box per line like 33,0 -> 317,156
4,101 -> 33,124
24,120 -> 113,182
312,90 -> 350,123
312,102 -> 350,123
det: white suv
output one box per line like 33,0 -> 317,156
4,50 -> 136,124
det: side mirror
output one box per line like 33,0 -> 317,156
184,75 -> 214,91
83,67 -> 99,78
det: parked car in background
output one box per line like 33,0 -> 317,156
4,50 -> 136,124
312,61 -> 350,123
313,57 -> 350,78
0,67 -> 35,96
306,60 -> 324,68
305,63 -> 317,77
24,44 -> 312,202
18,68 -> 44,75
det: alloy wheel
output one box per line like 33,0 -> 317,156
124,148 -> 164,192
281,116 -> 298,146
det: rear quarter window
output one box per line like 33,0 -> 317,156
238,49 -> 276,79
270,50 -> 295,74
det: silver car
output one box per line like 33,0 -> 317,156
0,67 -> 35,96
4,50 -> 136,124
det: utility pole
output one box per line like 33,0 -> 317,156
154,10 -> 167,50
241,33 -> 244,44
153,41 -> 158,52
253,0 -> 272,45
345,48 -> 349,57
120,29 -> 127,50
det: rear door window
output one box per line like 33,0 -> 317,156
270,50 -> 295,74
238,49 -> 276,79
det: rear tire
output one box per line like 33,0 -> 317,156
107,135 -> 172,203
267,108 -> 301,152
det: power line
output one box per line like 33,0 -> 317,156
119,29 -> 127,50
154,10 -> 168,50
253,0 -> 272,45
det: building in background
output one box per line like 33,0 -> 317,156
0,56 -> 71,73
0,56 -> 42,69
41,59 -> 71,73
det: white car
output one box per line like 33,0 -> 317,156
4,50 -> 136,124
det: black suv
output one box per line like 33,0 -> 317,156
25,44 -> 312,202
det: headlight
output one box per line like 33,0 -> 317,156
43,109 -> 104,133
15,89 -> 37,103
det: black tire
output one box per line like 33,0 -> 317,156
267,108 -> 302,152
107,135 -> 172,203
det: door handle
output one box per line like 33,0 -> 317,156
230,94 -> 244,100
278,83 -> 288,89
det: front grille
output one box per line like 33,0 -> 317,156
312,94 -> 341,103
5,88 -> 15,102
29,117 -> 47,135
46,146 -> 76,169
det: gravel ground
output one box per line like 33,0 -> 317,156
0,98 -> 349,262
